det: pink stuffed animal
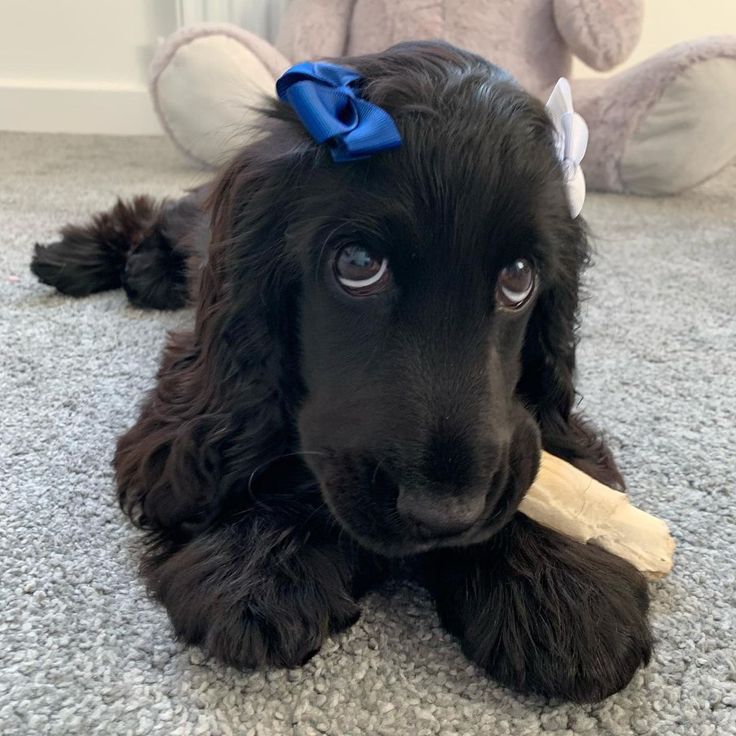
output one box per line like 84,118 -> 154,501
150,0 -> 736,195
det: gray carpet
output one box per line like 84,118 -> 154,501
1,130 -> 735,736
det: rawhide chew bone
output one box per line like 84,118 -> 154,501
519,452 -> 675,580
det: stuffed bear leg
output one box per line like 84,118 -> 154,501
150,24 -> 291,168
571,36 -> 736,195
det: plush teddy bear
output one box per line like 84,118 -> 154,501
150,0 -> 736,195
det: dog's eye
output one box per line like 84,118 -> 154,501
496,259 -> 535,309
334,245 -> 389,296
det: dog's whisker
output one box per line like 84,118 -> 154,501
371,457 -> 388,485
299,497 -> 331,528
247,450 -> 328,497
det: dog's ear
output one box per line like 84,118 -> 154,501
115,131 -> 311,535
518,224 -> 625,489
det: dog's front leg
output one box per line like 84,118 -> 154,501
142,512 -> 383,668
422,515 -> 652,702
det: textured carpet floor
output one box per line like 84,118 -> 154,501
1,131 -> 735,736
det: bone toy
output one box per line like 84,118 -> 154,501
522,452 -> 675,580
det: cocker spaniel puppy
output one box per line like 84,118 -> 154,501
32,41 -> 651,702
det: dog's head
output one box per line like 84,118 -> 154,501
200,42 -> 588,555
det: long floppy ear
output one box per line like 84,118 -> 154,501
115,130 -> 311,535
518,222 -> 626,489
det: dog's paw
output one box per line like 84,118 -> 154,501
194,595 -> 361,669
31,238 -> 123,296
122,231 -> 188,310
471,563 -> 652,703
143,526 -> 362,669
429,517 -> 652,702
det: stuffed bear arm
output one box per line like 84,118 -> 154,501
553,0 -> 644,71
276,0 -> 356,61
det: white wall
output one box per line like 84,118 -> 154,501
1,0 -> 735,136
0,0 -> 287,135
0,0 -> 177,134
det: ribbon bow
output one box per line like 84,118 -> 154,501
545,78 -> 589,218
276,62 -> 402,162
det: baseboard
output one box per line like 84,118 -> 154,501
0,81 -> 163,136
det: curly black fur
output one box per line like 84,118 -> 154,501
31,191 -> 207,309
32,41 -> 651,702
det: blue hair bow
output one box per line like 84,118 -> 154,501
276,61 -> 401,162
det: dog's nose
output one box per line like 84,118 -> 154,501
396,487 -> 486,537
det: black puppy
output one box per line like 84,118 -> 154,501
31,41 -> 651,702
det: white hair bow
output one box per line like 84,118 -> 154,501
545,78 -> 589,218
